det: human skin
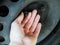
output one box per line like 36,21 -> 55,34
9,10 -> 42,45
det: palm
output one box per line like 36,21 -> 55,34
10,10 -> 42,45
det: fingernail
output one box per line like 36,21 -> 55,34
33,10 -> 37,13
37,14 -> 40,19
21,12 -> 24,15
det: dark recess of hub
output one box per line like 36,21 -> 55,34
10,0 -> 19,2
20,1 -> 49,25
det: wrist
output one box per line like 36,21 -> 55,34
22,37 -> 37,45
9,41 -> 24,45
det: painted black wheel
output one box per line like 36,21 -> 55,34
0,0 -> 60,45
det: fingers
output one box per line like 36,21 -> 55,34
25,10 -> 37,33
22,12 -> 31,27
30,14 -> 40,33
16,10 -> 42,38
16,12 -> 24,24
25,10 -> 37,30
33,23 -> 42,37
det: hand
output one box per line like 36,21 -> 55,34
9,10 -> 42,45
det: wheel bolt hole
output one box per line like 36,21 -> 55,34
0,23 -> 3,31
0,36 -> 5,42
0,6 -> 9,17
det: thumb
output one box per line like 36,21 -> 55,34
10,21 -> 24,43
16,12 -> 24,24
